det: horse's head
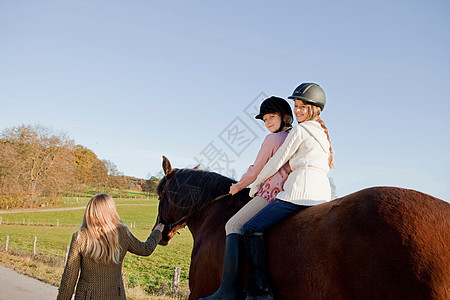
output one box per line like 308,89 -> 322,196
154,156 -> 236,245
153,156 -> 184,245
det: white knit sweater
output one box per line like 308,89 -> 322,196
249,120 -> 331,205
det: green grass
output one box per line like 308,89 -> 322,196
1,210 -> 85,227
0,197 -> 160,227
25,193 -> 160,209
78,188 -> 152,199
0,225 -> 74,256
0,195 -> 193,299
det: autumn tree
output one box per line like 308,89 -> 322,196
103,160 -> 128,196
0,124 -> 74,207
72,145 -> 97,189
90,158 -> 108,193
0,139 -> 24,205
142,176 -> 160,196
0,124 -> 137,208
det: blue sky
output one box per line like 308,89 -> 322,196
1,1 -> 449,201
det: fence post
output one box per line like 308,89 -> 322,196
28,219 -> 30,226
5,236 -> 9,251
0,216 -> 2,224
172,267 -> 181,297
33,237 -> 37,255
133,222 -> 136,229
23,218 -> 25,225
57,219 -> 59,227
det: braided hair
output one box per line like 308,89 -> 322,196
301,102 -> 335,168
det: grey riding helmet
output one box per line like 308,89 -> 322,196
288,83 -> 326,111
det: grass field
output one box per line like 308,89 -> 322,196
0,194 -> 194,299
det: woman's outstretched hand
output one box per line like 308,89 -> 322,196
154,223 -> 165,232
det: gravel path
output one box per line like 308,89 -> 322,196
0,266 -> 58,299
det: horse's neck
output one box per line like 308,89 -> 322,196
185,218 -> 203,242
186,195 -> 246,242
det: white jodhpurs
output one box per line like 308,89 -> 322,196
225,196 -> 270,235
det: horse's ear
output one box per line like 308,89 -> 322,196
193,164 -> 201,170
162,156 -> 173,175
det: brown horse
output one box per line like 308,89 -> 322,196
155,156 -> 450,300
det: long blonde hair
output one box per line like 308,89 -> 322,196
301,101 -> 335,168
79,194 -> 123,264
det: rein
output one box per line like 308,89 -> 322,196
166,192 -> 230,232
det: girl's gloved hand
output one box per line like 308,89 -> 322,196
249,182 -> 261,198
229,184 -> 240,196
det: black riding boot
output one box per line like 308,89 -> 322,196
200,233 -> 244,300
245,232 -> 274,300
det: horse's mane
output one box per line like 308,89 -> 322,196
157,168 -> 238,215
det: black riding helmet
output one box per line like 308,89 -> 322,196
255,96 -> 293,132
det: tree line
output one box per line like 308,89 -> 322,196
0,124 -> 158,209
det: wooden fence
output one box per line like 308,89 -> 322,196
0,217 -> 139,229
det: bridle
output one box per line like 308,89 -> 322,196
164,192 -> 230,232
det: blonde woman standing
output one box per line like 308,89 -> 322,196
57,194 -> 164,300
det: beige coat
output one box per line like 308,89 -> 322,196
57,225 -> 162,300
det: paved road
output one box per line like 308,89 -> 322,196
0,266 -> 58,300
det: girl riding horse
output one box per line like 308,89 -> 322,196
202,96 -> 293,300
202,83 -> 335,300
